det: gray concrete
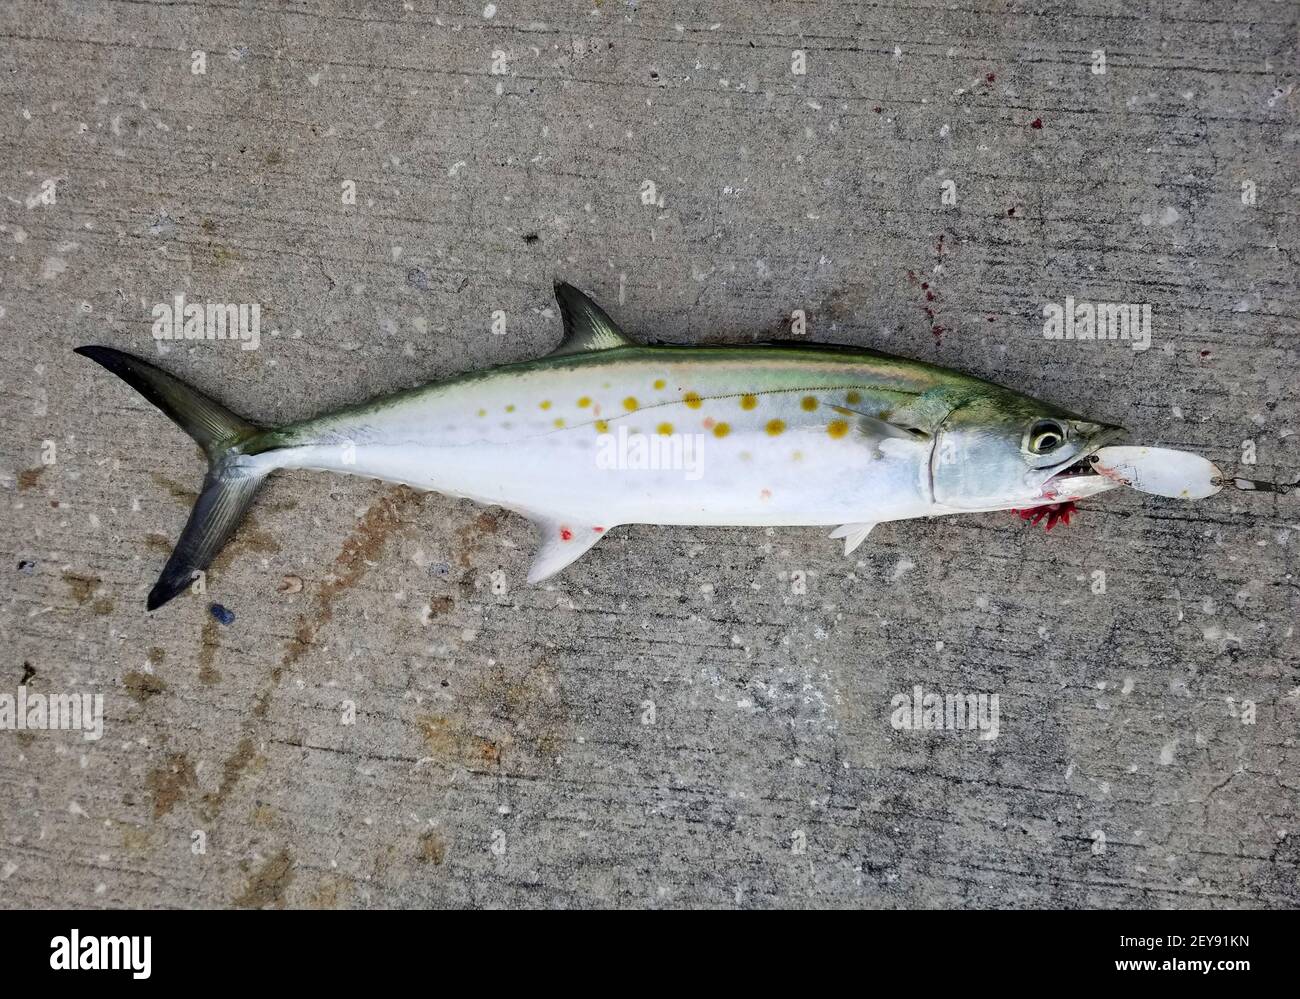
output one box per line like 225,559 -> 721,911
1,0 -> 1297,909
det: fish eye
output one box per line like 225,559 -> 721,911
1028,419 -> 1066,454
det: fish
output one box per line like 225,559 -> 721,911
77,282 -> 1135,611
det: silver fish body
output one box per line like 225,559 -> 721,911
78,283 -> 1126,606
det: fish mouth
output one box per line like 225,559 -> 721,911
1040,427 -> 1128,491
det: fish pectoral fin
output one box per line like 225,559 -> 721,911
549,283 -> 635,356
829,522 -> 877,555
526,517 -> 610,584
829,406 -> 930,443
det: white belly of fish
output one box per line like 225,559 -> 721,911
275,429 -> 935,530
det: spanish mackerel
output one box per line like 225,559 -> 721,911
79,282 -> 1139,610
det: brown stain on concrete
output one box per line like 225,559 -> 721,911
118,822 -> 153,853
251,803 -> 279,828
453,510 -> 501,567
145,752 -> 196,817
150,472 -> 198,506
417,714 -> 503,769
427,594 -> 454,617
148,646 -> 166,666
305,876 -> 349,909
62,571 -> 100,604
202,736 -> 259,819
197,617 -> 222,685
92,597 -> 114,616
418,830 -> 448,865
18,467 -> 46,491
144,533 -> 171,553
279,485 -> 425,672
233,849 -> 294,908
124,670 -> 166,703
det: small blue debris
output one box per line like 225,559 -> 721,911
209,603 -> 235,625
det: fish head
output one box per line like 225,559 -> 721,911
930,390 -> 1126,511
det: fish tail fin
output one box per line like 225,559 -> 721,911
75,345 -> 275,611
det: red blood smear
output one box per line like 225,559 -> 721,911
559,528 -> 573,541
1030,118 -> 1043,129
1010,501 -> 1077,531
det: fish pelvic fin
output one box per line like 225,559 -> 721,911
526,516 -> 610,584
75,346 -> 275,611
549,282 -> 634,356
829,522 -> 877,555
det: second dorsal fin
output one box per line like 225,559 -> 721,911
550,282 -> 634,356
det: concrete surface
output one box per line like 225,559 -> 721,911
2,0 -> 1297,909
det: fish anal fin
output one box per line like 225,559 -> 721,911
550,283 -> 634,356
527,517 -> 610,583
829,521 -> 877,555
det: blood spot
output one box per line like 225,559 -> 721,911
1030,118 -> 1043,129
592,526 -> 604,533
559,528 -> 573,542
1011,501 -> 1077,530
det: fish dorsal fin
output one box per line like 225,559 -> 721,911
829,522 -> 877,555
550,283 -> 634,356
527,516 -> 610,583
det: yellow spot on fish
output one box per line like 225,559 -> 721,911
684,391 -> 702,409
713,422 -> 731,438
801,396 -> 818,411
766,419 -> 786,436
577,396 -> 591,408
477,408 -> 486,418
657,422 -> 674,435
539,400 -> 552,410
740,394 -> 758,410
553,418 -> 565,428
505,404 -> 515,413
653,379 -> 666,390
845,390 -> 862,405
792,450 -> 804,462
827,419 -> 849,439
594,419 -> 609,433
623,396 -> 639,411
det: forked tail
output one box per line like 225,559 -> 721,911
75,346 -> 275,611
